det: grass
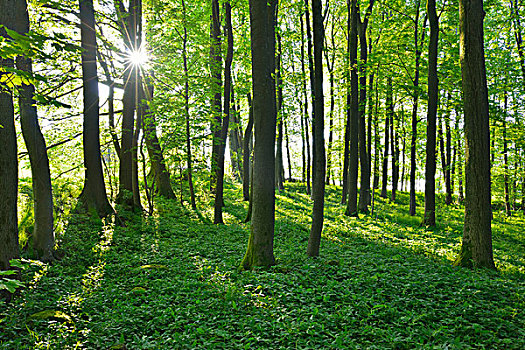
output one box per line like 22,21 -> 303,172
1,180 -> 524,349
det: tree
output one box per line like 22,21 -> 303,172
0,0 -> 20,272
77,0 -> 113,217
243,93 -> 254,201
213,0 -> 233,224
307,0 -> 326,257
209,0 -> 222,192
240,0 -> 277,270
454,0 -> 496,269
424,0 -> 439,226
14,0 -> 55,260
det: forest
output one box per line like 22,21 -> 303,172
1,0 -> 524,348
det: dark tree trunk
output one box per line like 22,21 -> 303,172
373,67 -> 380,189
300,14 -> 311,195
213,1 -> 233,225
15,0 -> 54,261
454,0 -> 496,269
209,0 -> 222,192
424,0 -> 438,226
132,75 -> 143,211
142,80 -> 176,200
116,0 -> 140,209
0,2 -> 19,272
324,16 -> 336,185
409,2 -> 425,216
390,112 -> 399,203
229,89 -> 243,181
240,0 -> 277,270
305,0 -> 316,187
357,0 -> 374,212
243,93 -> 254,201
78,0 -> 113,217
181,0 -> 196,208
307,0 -> 326,257
345,0 -> 359,217
380,77 -> 392,198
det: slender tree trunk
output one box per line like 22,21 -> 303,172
132,73 -> 143,211
243,94 -> 254,201
78,0 -> 113,216
409,2 -> 425,216
305,0 -> 316,188
325,54 -> 335,185
15,0 -> 54,261
284,118 -> 293,181
182,0 -> 196,208
373,68 -> 380,190
444,106 -> 453,204
345,0 -> 359,217
0,3 -> 19,273
380,78 -> 392,198
307,0 -> 326,257
503,91 -> 511,216
300,14 -> 311,195
391,112 -> 399,202
240,0 -> 277,270
210,0 -> 222,192
454,0 -> 496,270
275,32 -> 285,191
213,1 -> 233,225
424,0 -> 438,226
229,89 -> 243,181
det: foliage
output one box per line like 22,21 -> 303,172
1,180 -> 524,349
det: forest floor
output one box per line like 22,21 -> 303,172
1,181 -> 524,349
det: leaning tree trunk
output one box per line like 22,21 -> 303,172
78,0 -> 113,217
307,0 -> 326,257
142,79 -> 176,200
0,2 -> 19,273
454,0 -> 496,270
240,0 -> 277,270
15,0 -> 54,261
424,0 -> 438,226
213,1 -> 233,225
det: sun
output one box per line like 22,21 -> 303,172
127,48 -> 149,67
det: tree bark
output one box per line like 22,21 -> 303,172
300,14 -> 311,195
424,0 -> 438,226
345,0 -> 359,217
142,80 -> 176,200
78,0 -> 113,217
0,1 -> 20,272
380,77 -> 392,198
209,0 -> 222,192
243,93 -> 254,201
14,0 -> 54,261
454,0 -> 496,269
213,1 -> 233,225
307,0 -> 326,257
240,0 -> 277,270
275,31 -> 285,191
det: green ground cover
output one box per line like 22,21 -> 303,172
1,182 -> 524,349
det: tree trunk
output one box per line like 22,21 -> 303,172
409,2 -> 425,216
307,0 -> 326,257
454,0 -> 496,270
78,0 -> 113,217
380,77 -> 392,198
503,91 -> 511,216
305,0 -> 316,188
390,111 -> 399,203
229,89 -> 243,181
357,0 -> 374,212
209,0 -> 222,192
243,93 -> 254,201
181,0 -> 195,207
300,14 -> 311,195
275,32 -> 285,191
116,0 -> 140,208
0,2 -> 19,272
213,1 -> 233,225
240,0 -> 277,270
284,118 -> 293,181
424,0 -> 438,226
15,0 -> 54,261
345,0 -> 359,217
142,80 -> 176,200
